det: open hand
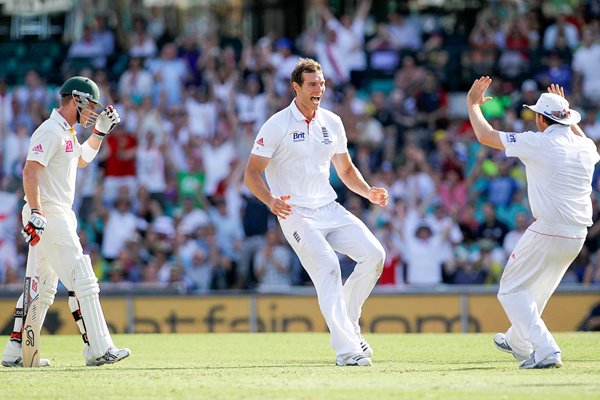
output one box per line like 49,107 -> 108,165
269,195 -> 292,219
548,83 -> 565,98
467,76 -> 493,106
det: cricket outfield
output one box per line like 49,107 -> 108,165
0,332 -> 598,399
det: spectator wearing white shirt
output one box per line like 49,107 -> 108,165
118,57 -> 154,105
253,228 -> 292,291
136,131 -> 167,207
542,13 -> 580,51
100,196 -> 139,262
572,28 -> 600,103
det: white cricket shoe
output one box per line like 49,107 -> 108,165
2,341 -> 51,367
2,356 -> 51,367
493,333 -> 529,362
86,347 -> 131,367
336,353 -> 372,366
359,335 -> 373,358
519,352 -> 563,369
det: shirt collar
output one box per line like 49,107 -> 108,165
544,123 -> 570,135
50,109 -> 73,132
290,99 -> 318,123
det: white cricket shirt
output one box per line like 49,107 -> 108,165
26,109 -> 81,212
251,100 -> 348,208
499,124 -> 600,227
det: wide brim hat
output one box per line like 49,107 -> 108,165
523,92 -> 581,125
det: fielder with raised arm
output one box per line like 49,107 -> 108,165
467,77 -> 599,369
2,76 -> 130,367
244,58 -> 387,366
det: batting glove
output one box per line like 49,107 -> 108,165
21,209 -> 47,246
93,105 -> 120,139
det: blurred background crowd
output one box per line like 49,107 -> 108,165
0,0 -> 600,293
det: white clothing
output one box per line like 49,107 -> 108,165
497,124 -> 599,360
572,44 -> 600,102
253,100 -> 385,356
278,202 -> 384,356
201,140 -> 237,196
499,125 -> 599,227
25,110 -> 80,213
101,210 -> 138,259
498,220 -> 585,360
185,98 -> 217,139
136,145 -> 166,193
251,100 -> 347,208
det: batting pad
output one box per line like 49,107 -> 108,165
73,255 -> 114,357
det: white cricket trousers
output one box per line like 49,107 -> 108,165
278,201 -> 385,356
498,220 -> 586,361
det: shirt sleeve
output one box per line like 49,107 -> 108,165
26,128 -> 61,167
334,115 -> 348,154
498,130 -> 541,160
251,118 -> 284,159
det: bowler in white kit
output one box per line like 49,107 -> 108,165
467,77 -> 600,369
2,76 -> 130,367
244,58 -> 388,366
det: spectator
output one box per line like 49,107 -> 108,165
572,28 -> 600,104
67,25 -> 106,69
253,228 -> 292,291
118,57 -> 154,105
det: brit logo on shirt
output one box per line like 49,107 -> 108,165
506,133 -> 517,143
65,140 -> 73,152
291,131 -> 306,142
321,127 -> 332,145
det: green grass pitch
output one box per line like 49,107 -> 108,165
1,333 -> 599,399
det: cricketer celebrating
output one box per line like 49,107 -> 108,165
2,76 -> 130,367
467,77 -> 599,369
244,58 -> 387,366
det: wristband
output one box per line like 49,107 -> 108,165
30,208 -> 43,215
92,128 -> 106,140
81,141 -> 100,163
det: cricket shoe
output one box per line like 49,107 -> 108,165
336,353 -> 372,366
493,333 -> 529,362
2,356 -> 51,367
359,335 -> 373,357
86,347 -> 131,367
519,352 -> 562,369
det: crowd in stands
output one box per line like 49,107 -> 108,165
1,1 -> 600,293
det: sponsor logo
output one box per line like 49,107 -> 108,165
293,231 -> 301,243
32,144 -> 43,153
256,137 -> 264,146
506,133 -> 517,143
65,140 -> 73,152
291,131 -> 306,142
321,126 -> 332,145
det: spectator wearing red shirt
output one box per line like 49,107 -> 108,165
102,125 -> 138,205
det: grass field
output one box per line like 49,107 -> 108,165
1,333 -> 599,399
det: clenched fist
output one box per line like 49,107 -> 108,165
93,105 -> 120,139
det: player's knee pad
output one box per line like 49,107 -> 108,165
73,255 -> 100,299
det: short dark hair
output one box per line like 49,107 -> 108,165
540,114 -> 559,126
290,58 -> 323,87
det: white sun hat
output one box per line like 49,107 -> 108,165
523,92 -> 581,125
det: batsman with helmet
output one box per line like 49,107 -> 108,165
2,76 -> 131,367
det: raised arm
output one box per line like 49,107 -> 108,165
466,76 -> 505,150
547,83 -> 587,138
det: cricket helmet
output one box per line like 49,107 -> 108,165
59,76 -> 103,128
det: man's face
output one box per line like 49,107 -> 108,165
294,71 -> 325,113
78,98 -> 100,126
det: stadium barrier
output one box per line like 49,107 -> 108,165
0,285 -> 598,334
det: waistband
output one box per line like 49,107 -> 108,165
529,219 -> 588,239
